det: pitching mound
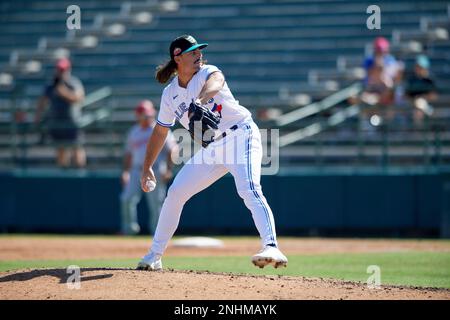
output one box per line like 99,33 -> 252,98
1,268 -> 449,300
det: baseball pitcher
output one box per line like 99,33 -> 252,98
137,35 -> 287,270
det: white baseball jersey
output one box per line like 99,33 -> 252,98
156,64 -> 252,132
125,124 -> 176,174
144,63 -> 280,258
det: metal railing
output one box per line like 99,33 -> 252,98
277,82 -> 363,146
271,77 -> 449,169
277,107 -> 449,170
279,104 -> 361,147
76,86 -> 113,127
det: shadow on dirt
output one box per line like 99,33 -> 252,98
0,268 -> 122,284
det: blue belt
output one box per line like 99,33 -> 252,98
218,124 -> 238,140
207,124 -> 239,146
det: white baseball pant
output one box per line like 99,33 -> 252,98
150,120 -> 278,255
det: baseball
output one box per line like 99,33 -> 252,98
146,180 -> 156,191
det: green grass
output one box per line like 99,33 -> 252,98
1,252 -> 449,289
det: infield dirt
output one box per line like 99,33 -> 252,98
0,237 -> 449,300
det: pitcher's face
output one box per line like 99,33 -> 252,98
175,48 -> 203,74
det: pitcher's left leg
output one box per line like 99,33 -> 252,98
225,122 -> 287,268
225,122 -> 278,248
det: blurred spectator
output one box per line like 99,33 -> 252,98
120,100 -> 178,235
405,55 -> 438,127
360,58 -> 394,107
349,37 -> 404,131
363,37 -> 404,85
34,58 -> 86,168
349,56 -> 395,130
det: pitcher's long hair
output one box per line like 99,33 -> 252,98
155,58 -> 207,84
155,59 -> 177,84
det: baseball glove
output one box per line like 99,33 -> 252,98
188,100 -> 220,148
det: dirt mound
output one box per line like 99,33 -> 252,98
1,268 -> 449,300
1,237 -> 449,300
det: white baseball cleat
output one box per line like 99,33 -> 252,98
136,252 -> 163,271
251,245 -> 288,269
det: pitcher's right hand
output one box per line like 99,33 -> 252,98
141,167 -> 157,192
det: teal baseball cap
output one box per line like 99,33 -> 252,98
170,35 -> 208,60
416,55 -> 430,69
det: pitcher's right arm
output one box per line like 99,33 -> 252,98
141,124 -> 170,192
